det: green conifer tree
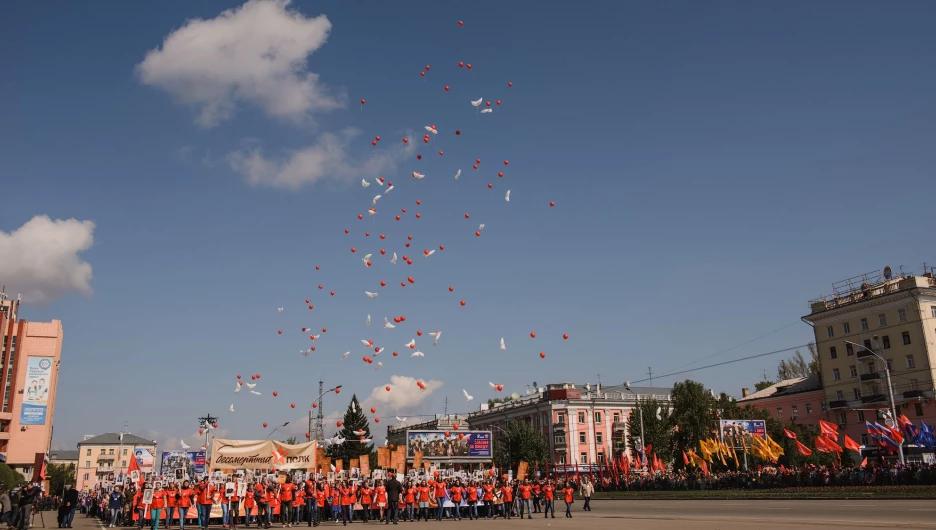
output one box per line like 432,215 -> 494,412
325,394 -> 374,465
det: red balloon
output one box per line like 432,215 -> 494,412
291,403 -> 296,408
453,424 -> 459,430
236,374 -> 241,379
465,213 -> 470,219
472,164 -> 478,170
444,431 -> 450,438
416,330 -> 423,337
400,316 -> 406,321
393,317 -> 400,323
444,86 -> 450,91
458,20 -> 463,26
313,403 -> 318,408
386,386 -> 391,391
306,433 -> 311,439
375,417 -> 380,423
504,160 -> 509,165
318,284 -> 323,289
496,385 -> 503,391
439,244 -> 445,250
335,388 -> 340,394
402,208 -> 407,213
485,101 -> 491,107
530,332 -> 536,339
330,291 -> 335,296
488,183 -> 493,188
213,423 -> 218,428
322,328 -> 327,333
458,433 -> 464,440
375,136 -> 380,142
372,140 -> 377,146
455,130 -> 461,135
550,202 -> 556,207
458,61 -> 464,67
199,429 -> 204,435
540,352 -> 546,359
310,346 -> 315,351
379,234 -> 386,240
498,172 -> 503,178
460,300 -> 466,306
263,423 -> 268,428
476,158 -> 481,163
449,286 -> 454,292
305,299 -> 310,303
366,261 -> 372,267
358,214 -> 363,220
417,154 -> 422,160
466,64 -> 472,69
273,391 -> 278,397
395,215 -> 401,221
344,229 -> 349,234
508,82 -> 513,87
370,407 -> 376,413
403,138 -> 408,143
420,72 -> 425,77
563,333 -> 569,339
360,99 -> 366,105
302,327 -> 307,332
392,351 -> 398,356
277,330 -> 282,335
337,421 -> 343,427
425,65 -> 431,71
415,213 -> 421,219
380,281 -> 386,287
407,235 -> 413,240
496,100 -> 501,105
365,232 -> 370,237
315,265 -> 320,270
401,282 -> 406,287
351,247 -> 356,253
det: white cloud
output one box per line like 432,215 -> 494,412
360,375 -> 444,427
227,128 -> 408,189
0,215 -> 95,305
136,0 -> 341,128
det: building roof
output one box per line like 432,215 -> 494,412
77,433 -> 157,446
50,450 -> 80,461
738,375 -> 822,402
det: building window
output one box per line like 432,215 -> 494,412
554,435 -> 565,445
791,405 -> 798,418
836,391 -> 844,401
860,434 -> 868,445
598,452 -> 605,464
109,448 -> 114,455
821,402 -> 827,412
100,448 -> 105,454
83,474 -> 89,481
579,432 -> 586,444
830,347 -> 838,359
85,461 -> 90,468
596,432 -> 603,444
849,365 -> 857,377
878,313 -> 887,326
857,410 -> 865,422
860,318 -> 869,330
832,368 -> 841,381
86,449 -> 91,456
123,448 -> 128,455
887,359 -> 894,371
915,403 -> 925,417
594,412 -> 602,423
579,453 -> 587,464
864,339 -> 873,350
776,407 -> 783,419
911,379 -> 918,391
902,331 -> 911,345
805,403 -> 812,414
826,326 -> 834,338
578,412 -> 585,423
613,413 -> 620,423
867,363 -> 875,374
931,306 -> 936,318
846,343 -> 854,356
907,355 -> 916,369
838,412 -> 847,425
557,412 -> 565,424
558,455 -> 566,465
898,309 -> 907,323
882,335 -> 891,349
853,388 -> 861,400
842,322 -> 850,334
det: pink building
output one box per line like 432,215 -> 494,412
0,296 -> 63,482
467,382 -> 672,469
738,375 -> 828,430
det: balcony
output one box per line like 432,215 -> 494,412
96,467 -> 114,474
97,454 -> 116,461
612,421 -> 627,433
861,394 -> 887,405
552,423 -> 566,432
860,372 -> 882,382
856,350 -> 876,360
553,438 -> 567,448
903,390 -> 925,400
828,400 -> 849,410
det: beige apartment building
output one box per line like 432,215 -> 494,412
803,267 -> 936,458
75,433 -> 158,491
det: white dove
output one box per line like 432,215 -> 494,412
310,334 -> 321,341
362,179 -> 371,188
488,381 -> 500,390
424,249 -> 435,259
366,314 -> 371,326
411,351 -> 425,358
385,185 -> 394,193
368,208 -> 376,216
384,318 -> 396,329
374,362 -> 383,371
365,291 -> 379,299
277,307 -> 284,312
341,351 -> 350,360
405,339 -> 416,349
499,337 -> 506,351
505,190 -> 510,202
375,179 -> 384,186
235,382 -> 242,393
300,348 -> 311,357
463,389 -> 474,401
361,339 -> 372,347
429,330 -> 442,345
454,169 -> 461,180
396,416 -> 407,423
424,126 -> 437,135
372,195 -> 382,207
363,253 -> 373,263
229,404 -> 235,412
180,440 -> 190,449
478,223 -> 485,231
246,383 -> 257,389
471,98 -> 483,107
358,438 -> 373,444
353,430 -> 367,436
250,390 -> 261,396
390,253 -> 398,264
481,108 -> 492,114
412,172 -> 425,179
375,347 -> 385,355
351,401 -> 357,413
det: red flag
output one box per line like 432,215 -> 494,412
795,440 -> 813,456
860,456 -> 868,468
783,428 -> 798,440
682,451 -> 690,466
623,455 -> 630,477
644,444 -> 652,455
818,420 -> 839,440
887,425 -> 904,444
700,460 -> 709,475
610,456 -> 619,486
128,451 -> 144,486
814,436 -> 842,453
843,435 -> 861,453
40,461 -> 47,480
574,461 -> 580,481
588,460 -> 594,484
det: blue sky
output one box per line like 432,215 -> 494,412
1,0 -> 933,450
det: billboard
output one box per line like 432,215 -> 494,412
405,430 -> 492,460
20,357 -> 53,425
719,419 -> 767,448
210,439 -> 317,470
134,447 -> 155,467
161,451 -> 206,479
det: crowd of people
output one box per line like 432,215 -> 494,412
77,474 -> 592,528
0,483 -> 44,530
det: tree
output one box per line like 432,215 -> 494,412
325,394 -> 374,465
282,436 -> 299,445
486,397 -> 512,408
492,421 -> 547,473
0,463 -> 25,489
777,343 -> 820,380
669,380 -> 718,468
625,397 -> 672,464
754,380 -> 774,392
48,463 -> 76,495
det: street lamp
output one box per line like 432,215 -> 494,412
623,382 -> 646,466
845,338 -> 905,465
266,422 -> 290,440
490,424 -> 511,474
198,414 -> 218,460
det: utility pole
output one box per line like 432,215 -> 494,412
648,367 -> 653,388
313,380 -> 325,441
197,414 -> 218,464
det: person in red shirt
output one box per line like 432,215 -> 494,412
243,485 -> 256,527
428,477 -> 446,522
195,478 -> 215,530
481,481 -> 495,519
254,482 -> 269,529
165,484 -> 178,530
229,484 -> 242,530
499,482 -> 513,520
416,480 -> 431,522
303,479 -> 316,528
150,483 -> 167,530
517,480 -> 533,519
561,482 -> 575,518
337,481 -> 353,526
448,481 -> 463,521
177,481 -> 194,530
292,485 -> 304,526
279,480 -> 296,528
532,480 -> 542,513
465,480 -> 479,520
374,480 -> 387,522
312,484 -> 326,528
402,482 -> 416,522
357,483 -> 373,523
542,480 -> 556,519
264,485 -> 277,528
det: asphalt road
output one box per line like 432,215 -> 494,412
61,501 -> 936,530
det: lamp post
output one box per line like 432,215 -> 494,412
845,339 -> 905,465
490,424 -> 511,475
623,382 -> 646,467
266,422 -> 290,440
308,385 -> 343,439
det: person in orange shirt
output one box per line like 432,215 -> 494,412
253,482 -> 269,529
302,479 -> 316,528
279,480 -> 296,528
532,480 -> 542,513
374,480 -> 387,522
357,482 -> 372,523
264,485 -> 278,528
416,480 -> 430,522
312,484 -> 326,528
337,481 -> 353,526
561,482 -> 574,518
165,484 -> 178,530
134,487 -> 147,530
499,481 -> 513,520
402,482 -> 415,522
176,481 -> 194,530
243,485 -> 255,527
448,480 -> 463,521
465,480 -> 479,520
150,483 -> 167,530
542,480 -> 556,519
292,484 -> 303,526
481,481 -> 495,519
229,484 -> 242,530
517,480 -> 533,519
195,478 -> 215,530
218,485 -> 229,528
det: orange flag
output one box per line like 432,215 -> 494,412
795,440 -> 813,456
843,435 -> 861,453
682,451 -> 690,466
783,428 -> 797,440
818,420 -> 839,440
860,456 -> 868,468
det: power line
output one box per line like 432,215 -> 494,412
628,343 -> 812,385
657,321 -> 803,375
